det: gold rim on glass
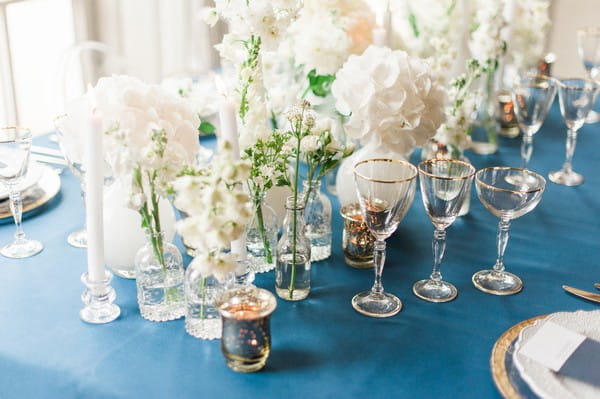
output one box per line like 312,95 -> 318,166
514,73 -> 558,88
353,158 -> 417,184
556,77 -> 599,90
475,166 -> 546,194
417,159 -> 476,181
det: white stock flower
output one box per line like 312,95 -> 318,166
288,0 -> 374,75
507,0 -> 551,70
189,252 -> 238,283
331,46 -> 446,154
469,0 -> 506,65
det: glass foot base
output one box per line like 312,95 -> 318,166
549,170 -> 584,186
586,110 -> 599,124
67,229 -> 87,248
80,303 -> 120,324
110,267 -> 136,279
351,290 -> 402,318
469,141 -> 498,155
412,279 -> 457,303
505,171 -> 539,188
1,239 -> 43,258
472,270 -> 523,295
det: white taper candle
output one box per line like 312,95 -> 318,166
85,88 -> 106,282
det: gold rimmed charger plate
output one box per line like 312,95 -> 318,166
0,165 -> 61,221
491,314 -> 547,398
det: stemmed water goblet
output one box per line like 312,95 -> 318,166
0,127 -> 44,258
549,78 -> 599,186
352,159 -> 417,317
413,159 -> 475,303
509,73 -> 556,185
472,167 -> 545,295
577,27 -> 600,123
54,115 -> 87,247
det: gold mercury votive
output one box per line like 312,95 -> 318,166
497,90 -> 520,138
216,286 -> 277,373
341,203 -> 375,269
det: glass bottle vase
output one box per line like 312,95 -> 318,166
246,194 -> 278,273
275,196 -> 311,301
469,69 -> 499,155
184,267 -> 223,340
135,232 -> 185,322
302,180 -> 331,261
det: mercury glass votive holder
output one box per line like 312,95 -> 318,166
216,286 -> 277,373
340,203 -> 374,269
497,91 -> 520,138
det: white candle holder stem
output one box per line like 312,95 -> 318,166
80,270 -> 120,324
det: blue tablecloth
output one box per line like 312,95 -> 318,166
0,103 -> 598,398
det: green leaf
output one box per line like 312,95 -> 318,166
198,121 -> 216,135
409,13 -> 419,38
307,69 -> 335,97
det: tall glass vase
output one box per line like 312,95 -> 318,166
302,180 -> 331,261
185,268 -> 223,340
246,194 -> 278,273
470,70 -> 499,155
135,231 -> 185,322
275,196 -> 311,301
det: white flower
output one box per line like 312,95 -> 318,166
189,252 -> 238,283
507,0 -> 551,70
287,0 -> 374,75
331,46 -> 447,154
300,135 -> 320,153
469,0 -> 506,66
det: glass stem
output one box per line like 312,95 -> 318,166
493,218 -> 511,274
371,239 -> 386,295
9,188 -> 25,243
430,229 -> 446,283
520,134 -> 534,170
562,129 -> 578,174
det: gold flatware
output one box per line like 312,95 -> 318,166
595,283 -> 600,290
563,285 -> 600,304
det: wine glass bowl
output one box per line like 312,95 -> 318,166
549,78 -> 599,186
577,26 -> 600,123
473,167 -> 545,295
413,159 -> 475,303
0,127 -> 44,258
508,74 -> 556,186
352,159 -> 417,317
54,115 -> 87,247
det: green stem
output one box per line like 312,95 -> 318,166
255,201 -> 273,264
199,276 -> 206,320
288,133 -> 302,299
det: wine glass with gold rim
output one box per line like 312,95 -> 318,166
473,167 -> 545,295
352,159 -> 417,317
413,159 -> 475,303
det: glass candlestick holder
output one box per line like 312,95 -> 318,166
216,286 -> 277,373
340,203 -> 374,268
80,270 -> 120,324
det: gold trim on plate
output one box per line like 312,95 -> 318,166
490,314 -> 547,399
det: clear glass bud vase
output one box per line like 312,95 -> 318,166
135,232 -> 185,322
302,180 -> 331,261
246,194 -> 278,273
184,267 -> 224,340
275,196 -> 311,301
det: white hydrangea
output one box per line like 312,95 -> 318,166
161,76 -> 219,119
331,46 -> 446,155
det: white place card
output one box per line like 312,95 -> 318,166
519,320 -> 600,387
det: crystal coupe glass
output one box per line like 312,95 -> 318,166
352,159 -> 417,317
413,159 -> 475,303
54,115 -> 87,247
0,127 -> 44,258
577,26 -> 600,123
509,74 -> 556,185
472,167 -> 545,295
549,78 -> 599,186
